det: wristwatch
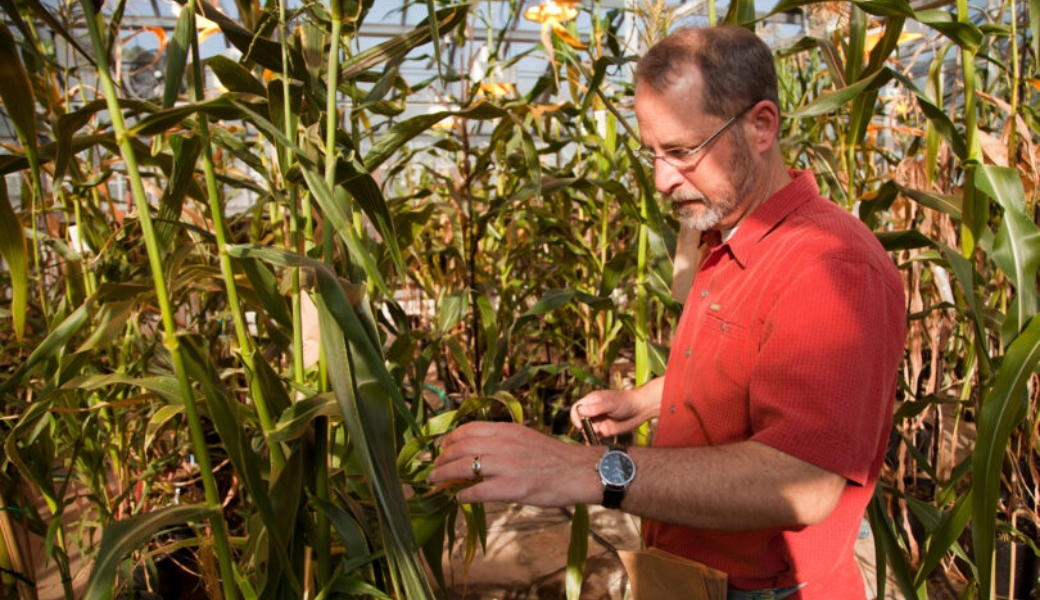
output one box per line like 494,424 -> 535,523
597,445 -> 636,509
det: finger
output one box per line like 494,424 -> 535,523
440,421 -> 520,450
571,398 -> 598,428
431,443 -> 496,483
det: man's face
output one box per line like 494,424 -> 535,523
634,77 -> 758,232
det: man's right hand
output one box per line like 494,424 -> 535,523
570,376 -> 665,441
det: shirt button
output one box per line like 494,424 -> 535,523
700,289 -> 708,298
669,405 -> 676,414
684,348 -> 691,357
721,322 -> 726,332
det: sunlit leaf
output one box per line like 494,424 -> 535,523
0,178 -> 28,340
163,1 -> 194,108
566,504 -> 589,600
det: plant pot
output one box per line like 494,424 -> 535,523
994,534 -> 1040,599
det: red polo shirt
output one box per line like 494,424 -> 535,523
642,171 -> 906,599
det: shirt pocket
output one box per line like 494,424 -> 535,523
701,310 -> 755,399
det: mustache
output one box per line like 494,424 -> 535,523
670,189 -> 705,203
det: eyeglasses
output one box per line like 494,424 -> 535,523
637,103 -> 757,170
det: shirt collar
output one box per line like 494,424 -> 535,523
711,170 -> 818,268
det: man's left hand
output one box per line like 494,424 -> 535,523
429,422 -> 602,506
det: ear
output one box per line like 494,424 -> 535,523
746,100 -> 781,153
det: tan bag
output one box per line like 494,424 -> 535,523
619,547 -> 728,600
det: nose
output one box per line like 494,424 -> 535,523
653,159 -> 686,197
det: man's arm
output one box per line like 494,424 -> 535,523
623,441 -> 846,530
430,422 -> 845,531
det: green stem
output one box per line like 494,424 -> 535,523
186,0 -> 286,472
314,10 -> 344,586
633,186 -> 650,446
81,4 -> 238,598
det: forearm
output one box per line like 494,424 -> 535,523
612,441 -> 846,531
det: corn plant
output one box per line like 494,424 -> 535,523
3,0 -> 1040,598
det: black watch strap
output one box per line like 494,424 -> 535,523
602,483 -> 626,509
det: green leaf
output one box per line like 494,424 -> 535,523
898,185 -> 962,219
271,393 -> 339,442
566,504 -> 589,600
207,54 -> 267,96
1,297 -> 93,393
191,0 -> 308,80
298,164 -> 393,297
163,0 -> 193,108
875,230 -> 936,252
337,5 -> 469,82
915,9 -> 984,51
867,491 -> 927,600
721,0 -> 757,26
437,291 -> 469,334
363,103 -> 506,172
178,336 -> 301,593
0,0 -> 95,72
0,21 -> 37,153
0,178 -> 28,340
973,315 -> 1040,599
156,134 -> 202,251
83,504 -> 217,600
235,255 -> 294,331
329,155 -> 407,281
853,0 -> 915,17
62,373 -> 183,404
788,68 -> 893,118
316,292 -> 434,599
975,166 -> 1040,340
912,489 -> 972,589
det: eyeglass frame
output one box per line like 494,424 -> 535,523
636,102 -> 759,170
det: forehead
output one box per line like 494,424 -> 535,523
634,80 -> 710,146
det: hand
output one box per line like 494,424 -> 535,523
571,377 -> 664,440
429,421 -> 601,506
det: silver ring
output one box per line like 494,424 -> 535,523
472,456 -> 482,478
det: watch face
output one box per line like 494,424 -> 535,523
600,450 -> 636,486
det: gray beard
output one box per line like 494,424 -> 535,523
673,189 -> 733,231
672,133 -> 756,231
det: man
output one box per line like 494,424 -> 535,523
429,25 -> 906,600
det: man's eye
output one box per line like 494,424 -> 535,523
666,148 -> 694,160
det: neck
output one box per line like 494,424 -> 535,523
718,155 -> 791,231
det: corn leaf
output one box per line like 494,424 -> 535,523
190,0 -> 307,79
156,134 -> 202,252
915,9 -> 985,51
83,504 -> 216,600
178,335 -> 301,593
788,67 -> 893,118
972,315 -> 1040,600
1,296 -> 93,393
363,103 -> 505,172
298,164 -> 393,297
975,165 -> 1040,341
0,177 -> 28,341
164,0 -> 193,108
207,54 -> 267,96
0,21 -> 39,185
566,504 -> 589,600
338,5 -> 469,82
316,292 -> 434,600
912,489 -> 972,589
867,491 -> 926,599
